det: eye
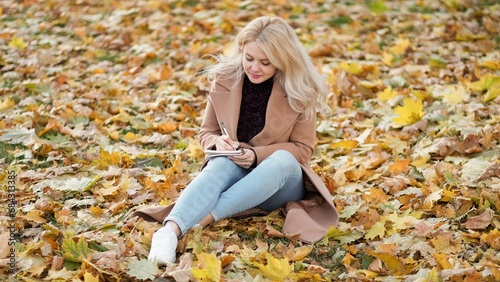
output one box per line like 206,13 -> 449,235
245,56 -> 253,62
262,62 -> 270,66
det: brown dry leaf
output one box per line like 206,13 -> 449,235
464,208 -> 494,230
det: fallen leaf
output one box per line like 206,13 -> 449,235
378,86 -> 398,101
252,252 -> 293,282
191,252 -> 221,282
393,98 -> 424,125
464,208 -> 494,230
0,98 -> 15,111
61,236 -> 93,263
126,258 -> 158,281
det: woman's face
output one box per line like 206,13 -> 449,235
242,41 -> 277,84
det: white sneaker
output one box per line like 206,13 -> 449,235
148,226 -> 178,265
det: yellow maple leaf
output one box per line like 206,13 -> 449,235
159,198 -> 173,206
426,267 -> 440,282
443,85 -> 468,104
83,272 -> 100,282
253,252 -> 293,282
392,98 -> 424,125
480,61 -> 500,70
386,213 -> 417,236
339,61 -> 363,75
109,131 -> 120,140
481,228 -> 500,249
0,98 -> 15,111
328,140 -> 358,150
390,38 -> 410,55
434,253 -> 453,269
378,86 -> 398,101
365,217 -> 387,240
378,253 -> 405,274
90,149 -> 132,169
123,132 -> 142,142
411,157 -> 428,168
289,271 -> 323,281
470,73 -> 500,92
484,86 -> 500,103
191,252 -> 221,282
187,138 -> 204,160
381,51 -> 394,67
9,35 -> 27,49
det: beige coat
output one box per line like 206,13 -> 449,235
132,76 -> 339,243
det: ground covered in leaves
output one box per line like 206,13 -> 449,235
1,0 -> 500,281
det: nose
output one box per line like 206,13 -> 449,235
250,62 -> 260,72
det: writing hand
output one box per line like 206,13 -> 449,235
215,135 -> 240,151
230,149 -> 256,169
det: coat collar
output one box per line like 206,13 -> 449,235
209,76 -> 300,144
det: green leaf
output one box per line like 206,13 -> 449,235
134,157 -> 165,169
126,258 -> 158,281
369,0 -> 388,13
61,236 -> 93,263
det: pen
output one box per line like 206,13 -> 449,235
220,122 -> 230,136
220,122 -> 238,150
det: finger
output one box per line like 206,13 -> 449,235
216,137 -> 233,151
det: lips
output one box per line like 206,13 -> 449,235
250,73 -> 262,79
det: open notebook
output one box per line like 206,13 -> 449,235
204,149 -> 244,160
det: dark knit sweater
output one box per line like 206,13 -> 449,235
237,74 -> 274,143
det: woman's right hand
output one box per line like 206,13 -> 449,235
215,135 -> 239,151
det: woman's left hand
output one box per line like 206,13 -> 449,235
230,149 -> 256,169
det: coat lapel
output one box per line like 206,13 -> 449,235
209,78 -> 243,139
209,76 -> 300,144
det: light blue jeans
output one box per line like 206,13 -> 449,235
165,150 -> 305,235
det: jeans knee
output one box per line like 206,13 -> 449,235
268,150 -> 299,171
206,155 -> 237,169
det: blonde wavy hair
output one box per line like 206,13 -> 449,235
204,16 -> 329,120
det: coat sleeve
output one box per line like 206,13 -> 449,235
250,116 -> 316,166
199,94 -> 221,151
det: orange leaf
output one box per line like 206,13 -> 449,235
341,252 -> 357,267
287,245 -> 313,261
434,253 -> 452,269
389,158 -> 410,174
90,206 -> 104,216
38,119 -> 62,137
157,122 -> 177,134
363,187 -> 390,203
25,210 -> 47,224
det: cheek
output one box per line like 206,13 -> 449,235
263,66 -> 277,75
242,61 -> 251,71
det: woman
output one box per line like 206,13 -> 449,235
133,16 -> 339,265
